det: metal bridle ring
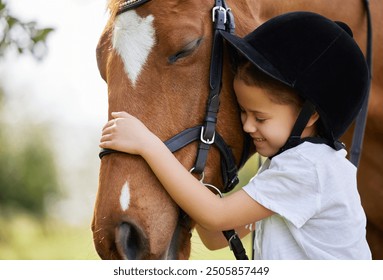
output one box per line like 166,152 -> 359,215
189,167 -> 205,182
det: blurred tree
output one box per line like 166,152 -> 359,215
0,0 -> 54,59
0,0 -> 59,218
0,88 -> 61,218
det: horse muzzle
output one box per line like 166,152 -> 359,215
116,222 -> 150,260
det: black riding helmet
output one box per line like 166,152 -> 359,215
220,11 -> 369,153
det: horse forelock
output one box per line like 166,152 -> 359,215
107,0 -> 127,17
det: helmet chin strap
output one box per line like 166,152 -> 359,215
271,100 -> 345,159
272,100 -> 315,157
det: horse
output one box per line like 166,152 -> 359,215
92,0 -> 383,259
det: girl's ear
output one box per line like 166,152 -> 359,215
306,111 -> 320,128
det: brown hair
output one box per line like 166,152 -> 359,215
235,60 -> 325,137
235,61 -> 304,113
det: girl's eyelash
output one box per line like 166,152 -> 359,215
240,110 -> 266,122
239,109 -> 267,122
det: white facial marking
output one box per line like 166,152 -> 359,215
112,10 -> 155,87
120,181 -> 131,211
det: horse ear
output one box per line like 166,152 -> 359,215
335,21 -> 353,37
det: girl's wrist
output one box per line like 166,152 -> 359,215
140,133 -> 164,159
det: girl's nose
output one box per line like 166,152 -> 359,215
242,116 -> 257,134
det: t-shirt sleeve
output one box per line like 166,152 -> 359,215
243,153 -> 321,228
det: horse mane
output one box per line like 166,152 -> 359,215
107,0 -> 124,17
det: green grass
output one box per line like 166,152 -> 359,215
0,214 -> 98,260
0,214 -> 253,260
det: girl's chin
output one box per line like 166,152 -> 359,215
254,144 -> 279,158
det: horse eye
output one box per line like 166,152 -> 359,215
168,38 -> 203,64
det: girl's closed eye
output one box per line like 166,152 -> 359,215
255,117 -> 267,123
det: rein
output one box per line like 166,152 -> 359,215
99,0 -> 250,260
349,0 -> 373,167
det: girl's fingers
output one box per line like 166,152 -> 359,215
99,134 -> 114,148
111,111 -> 130,118
101,123 -> 115,135
100,133 -> 112,142
99,140 -> 111,148
102,119 -> 115,130
102,111 -> 130,131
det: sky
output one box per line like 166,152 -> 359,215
0,0 -> 110,224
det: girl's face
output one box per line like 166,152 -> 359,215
234,78 -> 300,157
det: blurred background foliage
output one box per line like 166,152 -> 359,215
0,0 -> 96,259
0,0 -> 58,219
0,0 -> 54,59
0,101 -> 60,218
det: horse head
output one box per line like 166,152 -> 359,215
92,0 -> 257,259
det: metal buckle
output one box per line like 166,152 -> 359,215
228,232 -> 239,251
190,168 -> 223,198
212,6 -> 227,23
200,126 -> 215,145
189,167 -> 204,181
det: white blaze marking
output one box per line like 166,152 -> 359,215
120,181 -> 131,211
112,10 -> 155,87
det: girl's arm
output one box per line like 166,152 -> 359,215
195,224 -> 253,250
100,112 -> 274,232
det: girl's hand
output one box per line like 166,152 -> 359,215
99,111 -> 158,156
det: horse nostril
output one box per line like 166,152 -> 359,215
117,222 -> 148,260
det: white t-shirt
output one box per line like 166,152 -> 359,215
243,142 -> 371,260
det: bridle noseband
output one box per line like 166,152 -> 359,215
99,0 -> 250,260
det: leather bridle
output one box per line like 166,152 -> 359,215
99,0 -> 250,259
349,0 -> 373,167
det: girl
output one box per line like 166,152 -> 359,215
100,12 -> 371,259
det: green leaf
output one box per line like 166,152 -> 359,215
32,27 -> 54,43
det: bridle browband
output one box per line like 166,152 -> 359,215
99,0 -> 250,260
117,0 -> 151,14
